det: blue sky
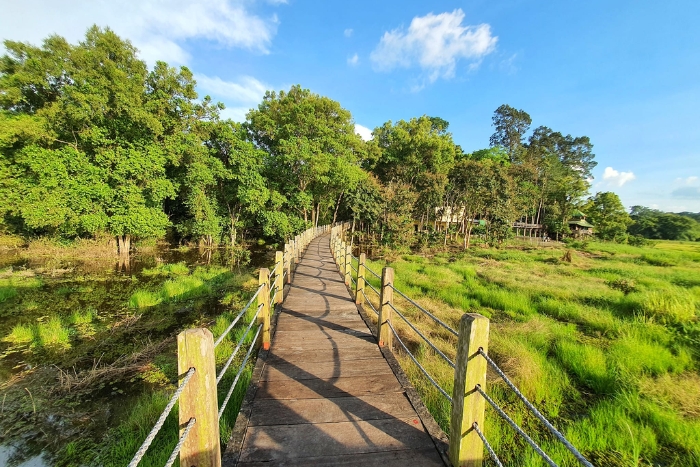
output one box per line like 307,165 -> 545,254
2,0 -> 700,211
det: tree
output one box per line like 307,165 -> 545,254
583,192 -> 632,241
628,206 -> 699,241
489,104 -> 532,162
0,27 -> 185,253
246,85 -> 366,227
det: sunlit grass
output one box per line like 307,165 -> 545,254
356,238 -> 700,466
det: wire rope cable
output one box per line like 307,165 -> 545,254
390,285 -> 458,337
475,385 -> 558,467
213,284 -> 264,348
387,321 -> 452,402
477,349 -> 593,467
127,367 -> 195,467
216,304 -> 263,383
163,417 -> 196,467
362,290 -> 379,315
365,266 -> 381,280
387,303 -> 455,368
473,422 -> 504,467
219,324 -> 263,419
365,281 -> 380,296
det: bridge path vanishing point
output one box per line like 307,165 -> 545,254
226,234 -> 447,466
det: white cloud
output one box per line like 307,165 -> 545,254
675,176 -> 699,185
344,28 -> 353,37
347,53 -> 359,66
355,124 -> 372,141
602,167 -> 636,187
0,0 -> 280,66
195,74 -> 271,121
370,9 -> 497,82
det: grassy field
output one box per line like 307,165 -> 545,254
0,256 -> 264,467
356,239 -> 700,466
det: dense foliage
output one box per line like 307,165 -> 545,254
1,28 -> 697,253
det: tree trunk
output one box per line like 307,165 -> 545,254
332,191 -> 344,224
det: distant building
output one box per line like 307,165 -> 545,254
568,210 -> 594,237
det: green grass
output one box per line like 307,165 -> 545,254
361,238 -> 700,466
129,290 -> 162,308
141,262 -> 190,277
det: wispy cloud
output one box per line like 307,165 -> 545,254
0,0 -> 281,66
370,9 -> 497,83
675,176 -> 699,185
671,187 -> 700,199
195,74 -> 270,121
344,28 -> 353,38
355,124 -> 372,141
602,167 -> 636,187
347,53 -> 359,66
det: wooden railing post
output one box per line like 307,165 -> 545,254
274,251 -> 283,304
355,253 -> 366,304
177,328 -> 221,467
449,313 -> 489,467
258,269 -> 271,351
378,267 -> 394,348
344,245 -> 352,286
284,244 -> 292,284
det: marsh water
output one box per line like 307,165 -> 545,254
0,245 -> 273,466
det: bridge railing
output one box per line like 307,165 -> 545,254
330,229 -> 594,467
127,224 -> 331,467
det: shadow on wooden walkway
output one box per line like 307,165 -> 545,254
225,234 -> 447,466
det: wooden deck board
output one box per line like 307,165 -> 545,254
231,234 -> 446,466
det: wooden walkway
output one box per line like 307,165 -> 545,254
228,234 -> 446,466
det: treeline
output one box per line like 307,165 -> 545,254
629,207 -> 700,241
0,27 -> 601,254
7,27 -> 691,254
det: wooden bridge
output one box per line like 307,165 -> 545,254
128,223 -> 594,467
223,233 -> 447,466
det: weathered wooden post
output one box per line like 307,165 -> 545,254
274,251 -> 283,304
449,313 -> 489,467
355,253 -> 366,305
345,245 -> 352,286
177,328 -> 220,467
258,269 -> 271,351
378,267 -> 394,348
284,244 -> 291,285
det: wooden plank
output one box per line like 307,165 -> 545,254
270,335 -> 378,351
261,358 -> 392,381
275,316 -> 369,332
267,346 -> 383,364
237,447 -> 445,467
239,418 -> 436,462
249,393 -> 418,425
255,374 -> 403,399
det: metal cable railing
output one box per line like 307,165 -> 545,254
365,281 -> 380,296
387,303 -> 455,369
127,367 -> 195,467
361,289 -> 378,315
475,385 -> 557,467
217,304 -> 263,383
387,321 -> 452,402
390,285 -> 458,338
478,348 -> 594,467
163,417 -> 196,467
218,324 -> 263,418
213,284 -> 264,348
365,265 -> 382,280
473,422 -> 504,467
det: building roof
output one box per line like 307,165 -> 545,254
568,219 -> 594,228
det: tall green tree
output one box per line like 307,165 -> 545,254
489,104 -> 532,162
246,85 -> 366,228
583,192 -> 632,241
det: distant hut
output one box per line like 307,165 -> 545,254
568,210 -> 594,237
